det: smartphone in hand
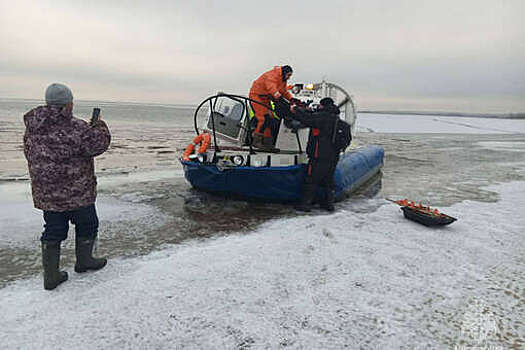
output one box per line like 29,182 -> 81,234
90,108 -> 101,126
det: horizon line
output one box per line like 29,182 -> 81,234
2,96 -> 524,116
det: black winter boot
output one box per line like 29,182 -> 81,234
74,238 -> 107,273
263,136 -> 280,153
252,133 -> 265,149
320,189 -> 335,212
41,241 -> 68,290
295,184 -> 317,212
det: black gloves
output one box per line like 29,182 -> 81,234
290,98 -> 305,107
274,96 -> 291,119
275,96 -> 289,108
284,119 -> 304,132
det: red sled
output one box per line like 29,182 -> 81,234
388,198 -> 457,227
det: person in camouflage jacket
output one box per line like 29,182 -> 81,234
23,83 -> 111,290
24,105 -> 110,211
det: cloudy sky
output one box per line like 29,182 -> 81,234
1,0 -> 524,112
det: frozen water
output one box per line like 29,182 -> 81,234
0,182 -> 168,248
0,181 -> 523,348
477,141 -> 525,153
356,113 -> 525,134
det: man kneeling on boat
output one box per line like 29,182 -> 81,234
290,97 -> 341,212
249,65 -> 300,152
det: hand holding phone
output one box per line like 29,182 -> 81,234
90,108 -> 101,126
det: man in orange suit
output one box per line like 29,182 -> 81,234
249,65 -> 294,151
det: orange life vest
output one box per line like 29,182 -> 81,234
182,133 -> 211,160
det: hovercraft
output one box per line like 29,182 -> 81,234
180,81 -> 384,203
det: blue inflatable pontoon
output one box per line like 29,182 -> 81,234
181,145 -> 383,202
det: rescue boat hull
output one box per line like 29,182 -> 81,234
181,145 -> 384,203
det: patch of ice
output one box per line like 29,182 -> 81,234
0,169 -> 178,247
118,192 -> 166,203
98,169 -> 183,188
358,113 -> 525,134
477,141 -> 525,152
0,195 -> 166,248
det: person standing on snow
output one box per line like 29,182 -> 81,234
23,83 -> 111,290
290,97 -> 341,212
248,65 -> 297,151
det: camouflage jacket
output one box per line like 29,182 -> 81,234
23,105 -> 111,211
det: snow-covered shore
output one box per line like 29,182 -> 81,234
1,181 -> 523,349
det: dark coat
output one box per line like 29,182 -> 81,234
23,105 -> 111,211
291,105 -> 340,161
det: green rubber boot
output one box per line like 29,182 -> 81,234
41,241 -> 68,290
74,238 -> 107,273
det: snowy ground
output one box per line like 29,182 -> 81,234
1,181 -> 523,349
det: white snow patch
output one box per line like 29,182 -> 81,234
0,194 -> 165,247
1,182 -> 524,348
477,141 -> 525,153
357,113 -> 525,134
0,170 -> 174,247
